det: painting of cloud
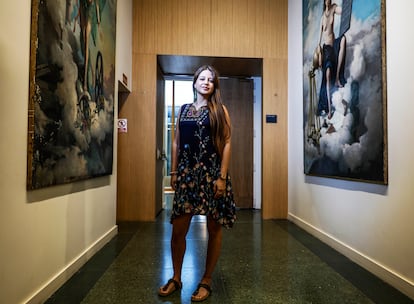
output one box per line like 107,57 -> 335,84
302,0 -> 387,184
27,0 -> 117,189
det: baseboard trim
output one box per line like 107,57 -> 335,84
25,225 -> 118,304
288,213 -> 414,300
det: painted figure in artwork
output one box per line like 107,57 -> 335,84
76,0 -> 103,97
315,0 -> 347,119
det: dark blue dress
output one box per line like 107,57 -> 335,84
171,104 -> 236,228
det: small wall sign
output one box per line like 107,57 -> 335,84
117,118 -> 128,133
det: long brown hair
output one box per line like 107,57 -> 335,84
192,65 -> 231,157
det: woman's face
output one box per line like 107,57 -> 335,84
194,69 -> 214,97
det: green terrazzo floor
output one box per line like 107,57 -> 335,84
46,210 -> 413,304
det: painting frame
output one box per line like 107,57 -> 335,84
27,0 -> 117,190
302,0 -> 388,184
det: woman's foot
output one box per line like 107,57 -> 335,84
191,282 -> 212,302
158,278 -> 182,297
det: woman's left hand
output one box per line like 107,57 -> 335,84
214,178 -> 226,199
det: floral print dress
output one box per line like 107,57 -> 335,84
171,103 -> 236,228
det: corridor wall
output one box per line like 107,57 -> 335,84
288,0 -> 414,299
0,1 -> 132,303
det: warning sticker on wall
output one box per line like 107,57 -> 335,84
117,119 -> 127,133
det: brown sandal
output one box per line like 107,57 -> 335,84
158,278 -> 182,297
191,283 -> 212,302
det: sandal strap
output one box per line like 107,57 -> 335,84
162,278 -> 182,291
193,283 -> 212,295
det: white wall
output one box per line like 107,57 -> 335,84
0,1 -> 131,303
116,0 -> 133,92
289,0 -> 414,299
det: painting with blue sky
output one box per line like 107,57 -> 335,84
27,0 -> 117,189
302,0 -> 387,184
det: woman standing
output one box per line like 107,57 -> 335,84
158,65 -> 236,302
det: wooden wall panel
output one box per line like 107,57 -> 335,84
117,54 -> 157,221
154,1 -> 174,54
185,0 -> 213,56
262,0 -> 288,58
231,0 -> 256,57
211,0 -> 234,55
262,57 -> 288,219
155,64 -> 165,215
165,0 -> 189,54
134,0 -> 157,54
119,0 -> 288,221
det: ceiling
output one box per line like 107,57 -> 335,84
157,55 -> 263,78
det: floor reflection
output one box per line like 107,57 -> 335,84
46,209 -> 414,304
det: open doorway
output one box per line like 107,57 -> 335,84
156,55 -> 263,212
163,79 -> 193,209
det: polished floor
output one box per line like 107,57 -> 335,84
46,209 -> 413,304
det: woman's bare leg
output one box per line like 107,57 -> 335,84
159,214 -> 192,294
171,214 -> 192,281
193,216 -> 222,300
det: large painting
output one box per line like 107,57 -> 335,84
303,0 -> 387,184
27,0 -> 117,190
